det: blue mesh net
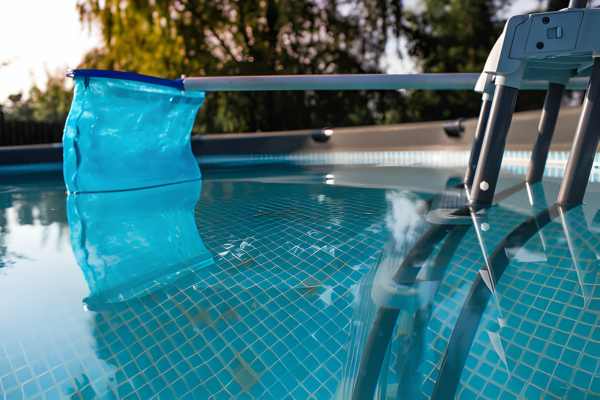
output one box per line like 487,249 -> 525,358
63,73 -> 205,193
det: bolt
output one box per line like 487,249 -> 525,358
480,181 -> 489,191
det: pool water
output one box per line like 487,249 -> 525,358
0,162 -> 598,399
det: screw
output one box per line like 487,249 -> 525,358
542,16 -> 550,24
536,42 -> 544,50
480,181 -> 489,191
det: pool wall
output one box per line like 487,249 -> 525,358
0,107 -> 585,169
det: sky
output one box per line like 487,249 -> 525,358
0,0 -> 538,103
0,1 -> 100,102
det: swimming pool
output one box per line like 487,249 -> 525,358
0,156 -> 598,399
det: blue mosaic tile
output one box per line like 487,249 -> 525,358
2,163 -> 600,399
457,206 -> 600,399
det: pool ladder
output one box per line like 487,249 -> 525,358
465,0 -> 600,208
351,2 -> 600,399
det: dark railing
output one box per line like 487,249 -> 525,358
0,119 -> 64,146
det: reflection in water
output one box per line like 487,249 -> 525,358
450,202 -> 600,399
2,167 -> 599,399
384,192 -> 428,253
64,179 -> 389,398
347,180 -> 600,400
0,194 -> 7,269
62,181 -> 215,397
0,179 -> 69,269
373,191 -> 430,399
434,181 -> 600,399
67,181 -> 214,308
558,206 -> 600,310
343,190 -> 451,399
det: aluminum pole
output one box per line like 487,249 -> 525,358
183,74 -> 588,92
526,82 -> 565,183
469,84 -> 520,207
557,58 -> 600,206
464,96 -> 493,188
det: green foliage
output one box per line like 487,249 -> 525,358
76,0 -> 406,133
2,72 -> 73,123
28,73 -> 74,122
401,0 -> 508,121
4,0 -> 556,130
3,93 -> 34,121
404,0 -> 506,73
399,0 -> 556,120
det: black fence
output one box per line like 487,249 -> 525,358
0,119 -> 64,146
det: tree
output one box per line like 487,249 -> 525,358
2,71 -> 72,123
28,73 -> 73,123
79,0 -> 547,131
402,0 -> 577,120
5,1 -> 563,132
76,0 -> 406,133
0,60 -> 10,122
400,0 -> 509,121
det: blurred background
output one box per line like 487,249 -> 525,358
0,0 -> 582,144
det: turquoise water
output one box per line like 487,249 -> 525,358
0,162 -> 598,399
